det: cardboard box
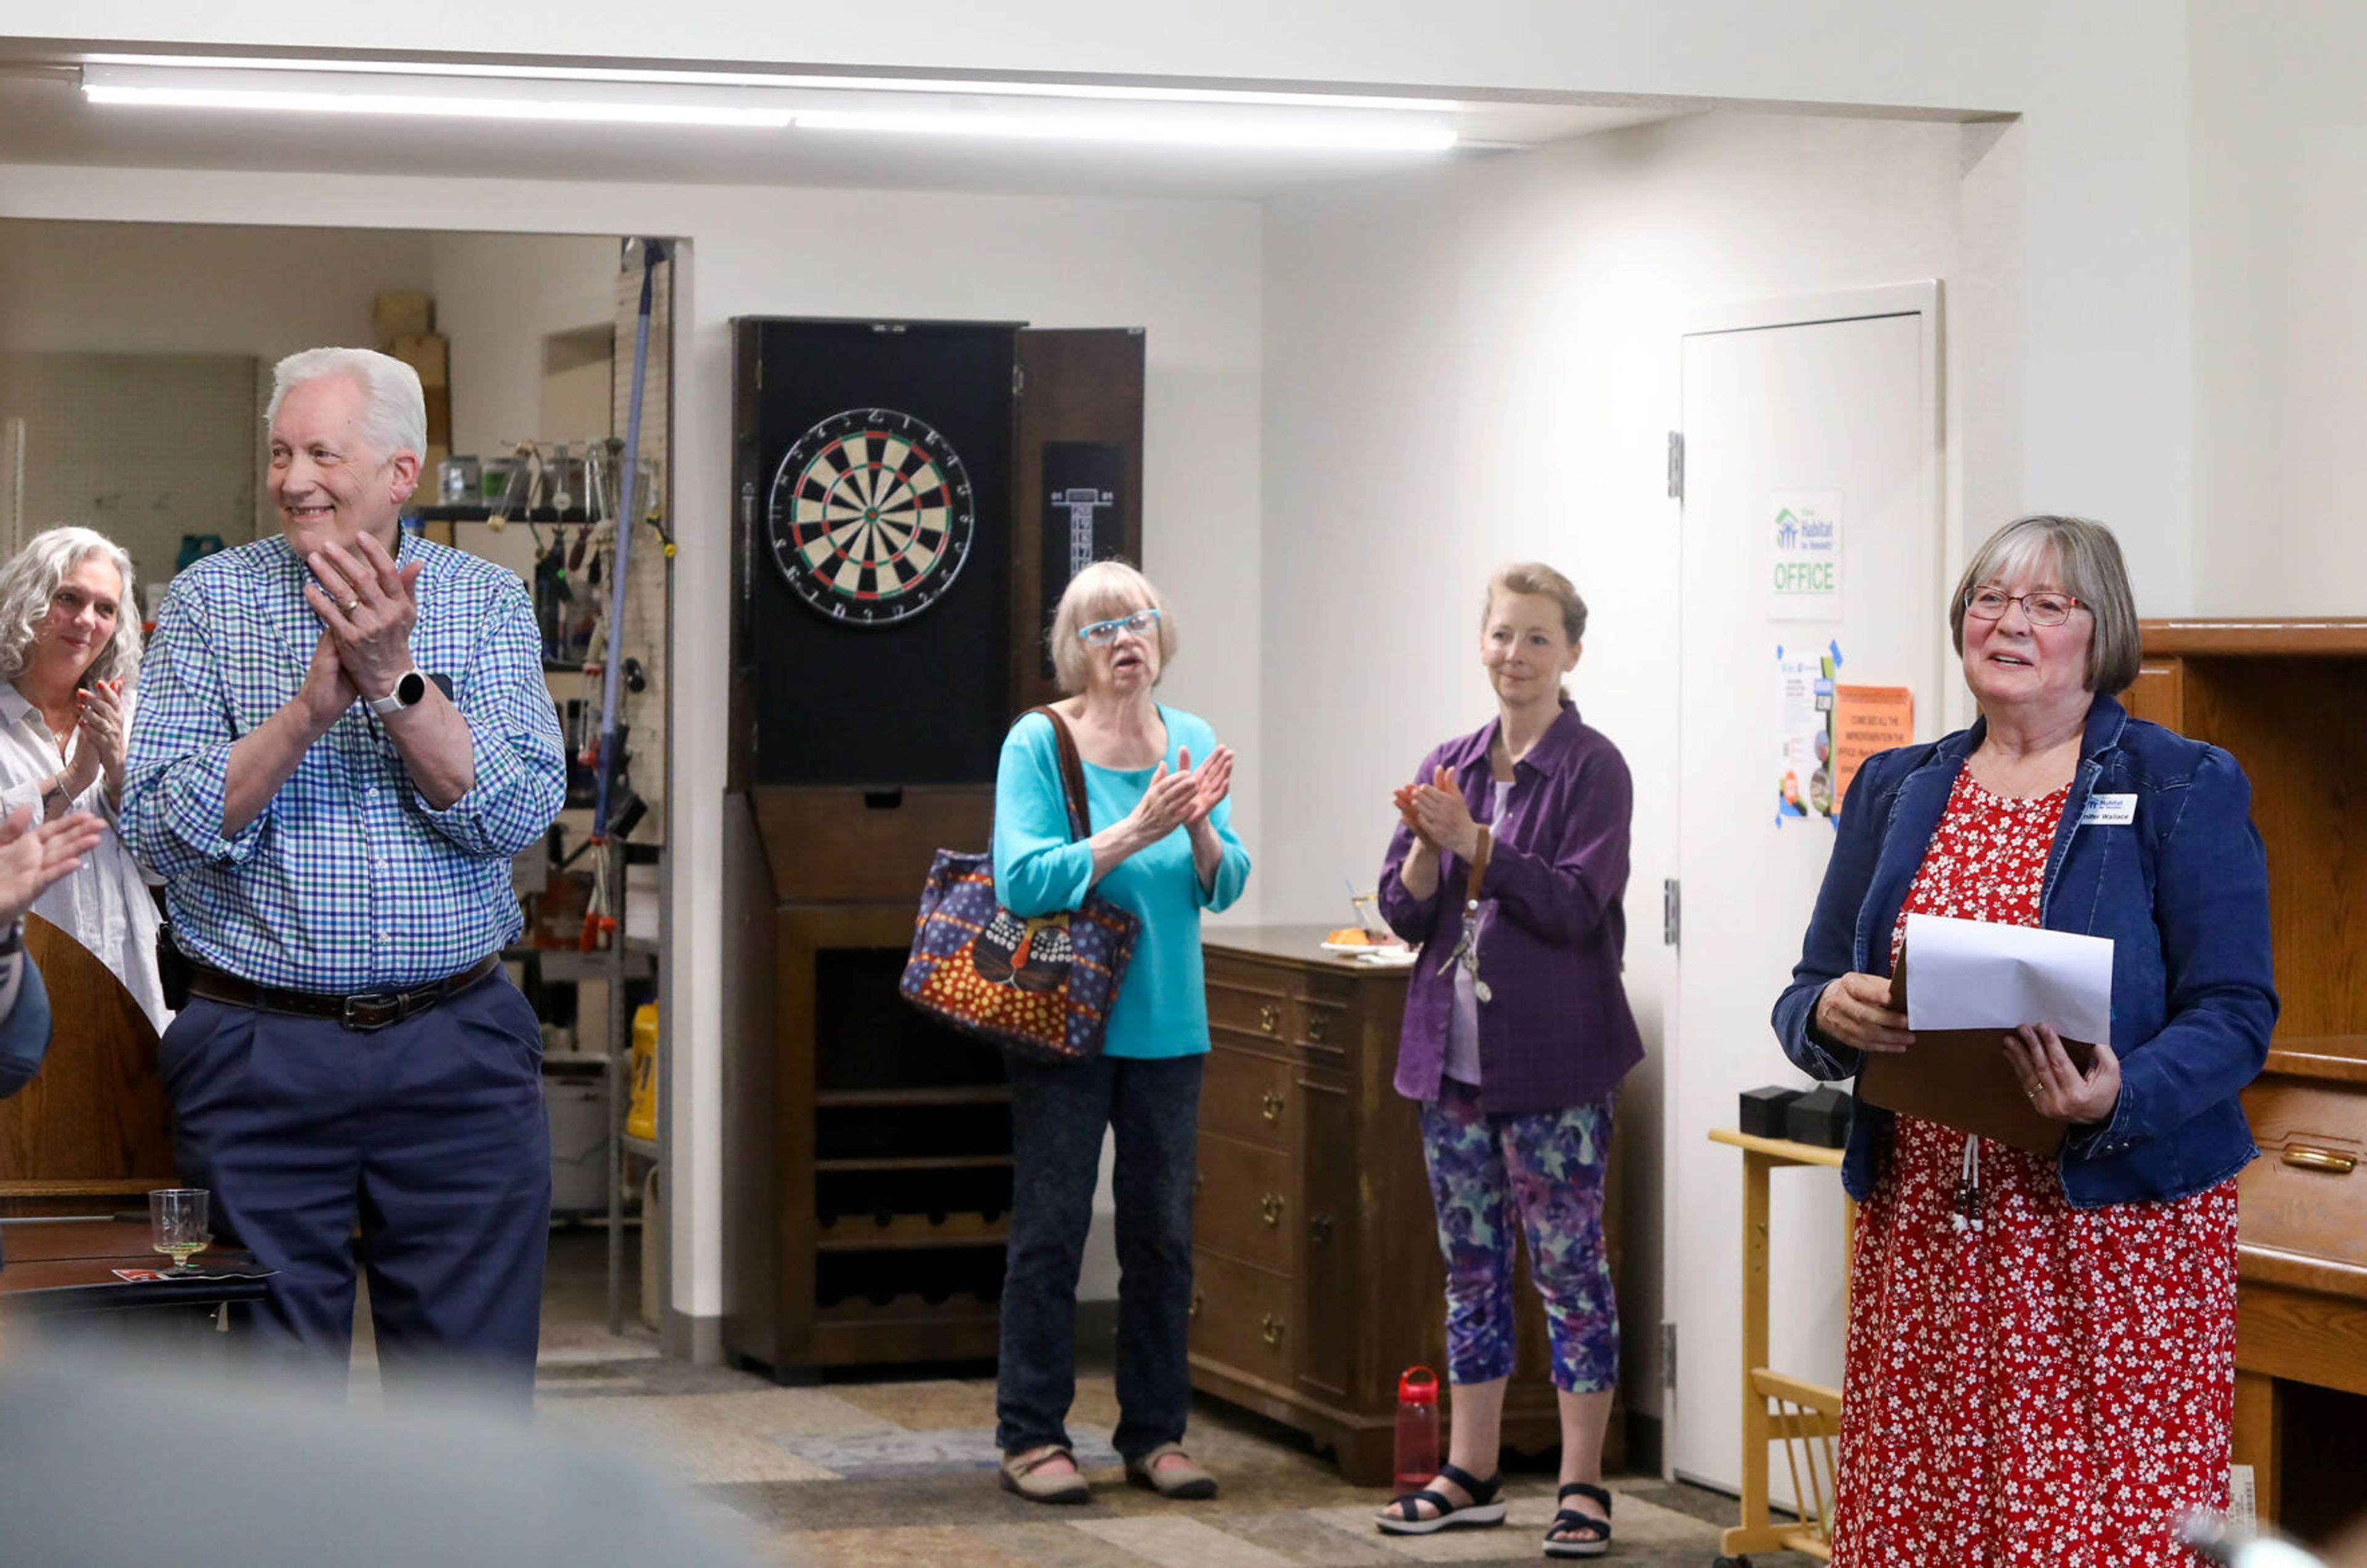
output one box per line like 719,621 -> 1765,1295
389,332 -> 448,388
374,290 -> 433,342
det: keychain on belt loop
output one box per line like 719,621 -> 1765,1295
1952,1132 -> 1985,1235
1436,825 -> 1494,1004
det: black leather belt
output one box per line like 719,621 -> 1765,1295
185,954 -> 502,1031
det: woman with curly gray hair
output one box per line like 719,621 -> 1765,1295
0,525 -> 170,1033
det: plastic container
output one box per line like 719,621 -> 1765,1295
626,1002 -> 660,1142
1394,1365 -> 1441,1494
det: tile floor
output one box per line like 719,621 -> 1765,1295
369,1231 -> 1822,1567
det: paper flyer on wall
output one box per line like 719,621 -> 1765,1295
1775,644 -> 1836,824
1830,683 -> 1913,817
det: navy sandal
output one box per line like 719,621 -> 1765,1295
1544,1481 -> 1613,1558
1375,1463 -> 1508,1536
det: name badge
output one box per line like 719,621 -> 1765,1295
2080,793 -> 2137,827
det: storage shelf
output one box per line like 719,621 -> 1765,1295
814,1289 -> 1001,1324
816,1212 -> 1009,1252
409,505 -> 599,525
813,1155 -> 1013,1173
502,945 -> 656,982
814,1086 -> 1010,1109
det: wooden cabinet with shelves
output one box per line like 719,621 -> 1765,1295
2120,619 -> 2367,1547
1195,926 -> 1624,1485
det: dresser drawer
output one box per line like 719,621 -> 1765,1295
1189,1247 -> 1294,1386
1194,1130 -> 1295,1275
1203,1043 -> 1295,1150
2241,1074 -> 2367,1262
1207,976 -> 1291,1043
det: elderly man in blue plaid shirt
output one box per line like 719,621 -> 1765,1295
124,346 -> 566,1392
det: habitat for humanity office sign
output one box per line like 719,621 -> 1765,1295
1770,491 -> 1842,620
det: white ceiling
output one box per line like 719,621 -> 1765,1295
0,63 -> 1682,201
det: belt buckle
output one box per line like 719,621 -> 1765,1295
341,992 -> 401,1031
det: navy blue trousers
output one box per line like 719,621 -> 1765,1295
159,972 -> 550,1395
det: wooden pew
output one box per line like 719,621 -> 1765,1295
0,913 -> 176,1218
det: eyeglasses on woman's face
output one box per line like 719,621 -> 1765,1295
1963,587 -> 2087,628
1077,607 -> 1160,646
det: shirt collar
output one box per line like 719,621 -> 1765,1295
1490,700 -> 1587,777
0,682 -> 39,730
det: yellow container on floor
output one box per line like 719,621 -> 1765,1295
626,1002 -> 659,1143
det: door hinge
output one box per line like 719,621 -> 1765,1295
1661,1321 -> 1678,1390
1666,431 -> 1685,501
1662,878 -> 1681,948
1013,364 -> 1026,396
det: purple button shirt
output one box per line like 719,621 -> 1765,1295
1378,702 -> 1645,1113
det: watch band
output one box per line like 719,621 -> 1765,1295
39,774 -> 71,814
368,669 -> 428,717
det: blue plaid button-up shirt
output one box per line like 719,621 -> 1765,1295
123,531 -> 566,994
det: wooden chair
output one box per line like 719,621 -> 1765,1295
0,914 -> 176,1217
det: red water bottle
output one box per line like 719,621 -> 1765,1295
1394,1365 -> 1441,1493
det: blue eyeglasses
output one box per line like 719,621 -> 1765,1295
1077,608 -> 1161,646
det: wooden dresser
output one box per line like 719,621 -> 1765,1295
2124,621 -> 2367,1545
1194,925 -> 1622,1484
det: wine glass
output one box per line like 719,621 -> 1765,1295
148,1188 -> 211,1276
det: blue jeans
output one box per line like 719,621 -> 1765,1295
996,1052 -> 1202,1461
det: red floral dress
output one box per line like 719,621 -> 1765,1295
1829,768 -> 2239,1567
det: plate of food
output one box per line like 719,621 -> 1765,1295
1321,929 -> 1418,964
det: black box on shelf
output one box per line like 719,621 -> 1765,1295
1739,1085 -> 1803,1138
1786,1085 -> 1854,1148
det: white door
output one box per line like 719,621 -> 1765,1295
1667,292 -> 1944,1497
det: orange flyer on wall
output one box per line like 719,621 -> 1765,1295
1832,685 -> 1913,815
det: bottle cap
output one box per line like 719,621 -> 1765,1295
1398,1366 -> 1439,1405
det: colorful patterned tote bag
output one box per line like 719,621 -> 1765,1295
900,708 -> 1139,1065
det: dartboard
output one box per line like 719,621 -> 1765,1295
766,408 -> 975,625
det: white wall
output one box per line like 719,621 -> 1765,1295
427,232 -> 621,460
2189,0 -> 2367,615
1260,110 -> 1981,1420
0,164 -> 1266,1332
0,218 -> 431,360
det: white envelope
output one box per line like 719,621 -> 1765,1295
1899,912 -> 2114,1044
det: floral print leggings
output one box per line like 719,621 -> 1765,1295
1418,1080 -> 1618,1392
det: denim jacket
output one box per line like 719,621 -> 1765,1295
1771,694 -> 2278,1209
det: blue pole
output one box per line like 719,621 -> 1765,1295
593,238 -> 663,842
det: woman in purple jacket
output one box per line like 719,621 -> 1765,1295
1372,563 -> 1643,1560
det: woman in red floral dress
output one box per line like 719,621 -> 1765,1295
1773,515 -> 2278,1566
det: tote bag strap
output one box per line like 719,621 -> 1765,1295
1023,705 -> 1094,845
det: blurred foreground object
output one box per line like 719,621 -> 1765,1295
0,1354 -> 764,1568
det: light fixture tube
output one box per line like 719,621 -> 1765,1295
81,82 -> 793,128
791,108 -> 1456,152
80,52 -> 1461,113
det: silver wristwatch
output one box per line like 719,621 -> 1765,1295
39,774 -> 71,815
368,669 -> 430,717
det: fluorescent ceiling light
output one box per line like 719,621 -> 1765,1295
793,108 -> 1455,152
83,83 -> 793,128
80,52 -> 1460,113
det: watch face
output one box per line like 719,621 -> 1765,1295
764,408 -> 976,626
397,671 -> 428,706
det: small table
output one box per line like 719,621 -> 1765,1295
0,1217 -> 270,1319
1707,1129 -> 1854,1566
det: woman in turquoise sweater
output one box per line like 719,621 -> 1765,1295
991,561 -> 1251,1505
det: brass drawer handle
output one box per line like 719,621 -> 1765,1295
2283,1145 -> 2359,1175
1189,1289 -> 1204,1320
1258,1004 -> 1279,1034
1260,1313 -> 1285,1347
1259,1193 -> 1284,1227
1309,1214 -> 1335,1245
1306,1013 -> 1329,1044
1261,1090 -> 1285,1123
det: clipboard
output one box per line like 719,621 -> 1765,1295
1855,948 -> 2099,1157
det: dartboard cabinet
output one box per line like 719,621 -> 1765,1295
721,318 -> 1145,1374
